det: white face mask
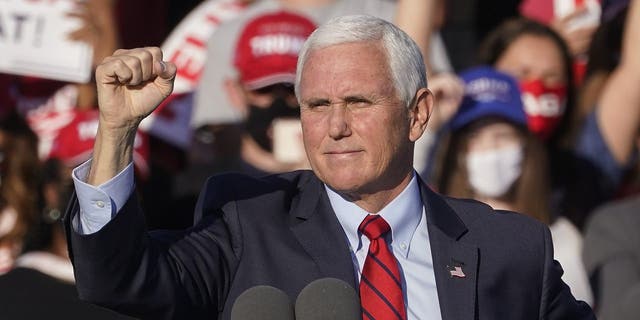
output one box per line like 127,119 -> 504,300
466,145 -> 524,198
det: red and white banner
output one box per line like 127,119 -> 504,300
138,0 -> 248,148
26,84 -> 78,159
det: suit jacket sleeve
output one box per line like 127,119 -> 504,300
63,183 -> 240,320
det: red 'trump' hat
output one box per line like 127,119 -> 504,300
233,11 -> 317,90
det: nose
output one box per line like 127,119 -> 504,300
328,104 -> 351,139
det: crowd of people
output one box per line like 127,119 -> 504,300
0,0 -> 638,319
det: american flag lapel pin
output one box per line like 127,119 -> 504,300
448,260 -> 466,278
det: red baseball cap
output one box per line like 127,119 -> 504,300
233,11 -> 317,90
49,109 -> 150,178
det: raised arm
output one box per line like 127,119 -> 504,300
88,48 -> 176,185
67,50 -> 240,319
394,0 -> 438,74
596,0 -> 640,164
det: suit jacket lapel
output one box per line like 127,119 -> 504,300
287,174 -> 479,318
289,176 -> 358,290
421,182 -> 478,320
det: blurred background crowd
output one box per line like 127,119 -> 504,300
0,0 -> 638,319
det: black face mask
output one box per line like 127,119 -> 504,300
245,97 -> 299,151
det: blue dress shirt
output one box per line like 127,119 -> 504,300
326,173 -> 442,320
71,160 -> 134,234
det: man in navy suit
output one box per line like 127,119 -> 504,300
64,15 -> 594,320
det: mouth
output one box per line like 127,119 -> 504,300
323,150 -> 364,159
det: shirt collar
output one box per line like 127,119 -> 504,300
326,172 -> 423,258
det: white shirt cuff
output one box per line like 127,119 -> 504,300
71,159 -> 135,234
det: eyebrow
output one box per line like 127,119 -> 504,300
343,95 -> 372,103
301,98 -> 331,106
302,94 -> 375,106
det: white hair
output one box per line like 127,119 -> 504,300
294,15 -> 427,109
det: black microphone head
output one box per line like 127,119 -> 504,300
231,285 -> 295,320
295,278 -> 361,320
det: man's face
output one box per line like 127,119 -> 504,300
298,41 -> 419,198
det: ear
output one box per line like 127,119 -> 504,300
408,88 -> 434,142
223,77 -> 249,115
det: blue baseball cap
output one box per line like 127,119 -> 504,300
449,66 -> 527,131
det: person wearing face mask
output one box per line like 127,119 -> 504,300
476,18 -> 616,231
479,18 -> 576,144
172,11 -> 315,218
433,67 -> 594,305
226,10 -> 315,176
178,11 -> 314,183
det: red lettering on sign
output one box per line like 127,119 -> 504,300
205,14 -> 221,26
170,36 -> 206,84
185,36 -> 205,48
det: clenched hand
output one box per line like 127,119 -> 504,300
88,47 -> 176,185
96,47 -> 177,132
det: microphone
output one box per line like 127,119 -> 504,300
230,285 -> 295,320
295,278 -> 361,320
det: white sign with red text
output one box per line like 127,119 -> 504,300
0,0 -> 93,83
161,0 -> 247,94
138,0 -> 247,148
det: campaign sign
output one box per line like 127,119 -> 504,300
161,0 -> 247,94
0,0 -> 93,83
138,0 -> 247,148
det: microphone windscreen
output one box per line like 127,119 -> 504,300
295,278 -> 361,320
231,285 -> 295,320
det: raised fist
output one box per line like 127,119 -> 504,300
95,47 -> 177,132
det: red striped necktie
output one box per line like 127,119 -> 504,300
359,214 -> 407,320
